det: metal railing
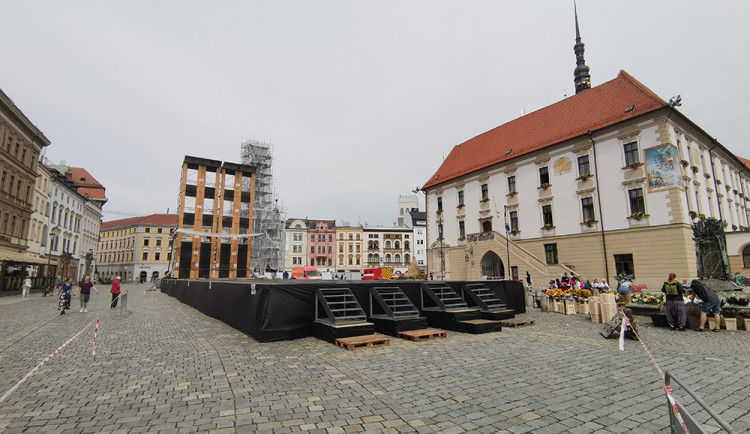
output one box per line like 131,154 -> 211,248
664,370 -> 736,433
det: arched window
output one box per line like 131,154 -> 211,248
385,240 -> 392,249
385,254 -> 392,263
348,255 -> 353,265
405,254 -> 411,264
404,241 -> 410,250
368,253 -> 373,263
395,240 -> 400,249
395,254 -> 401,263
743,245 -> 750,268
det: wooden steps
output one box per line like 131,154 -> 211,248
335,335 -> 390,350
499,318 -> 535,328
397,328 -> 447,342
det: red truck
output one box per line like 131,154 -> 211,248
361,267 -> 393,280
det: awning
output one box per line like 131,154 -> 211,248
0,250 -> 50,265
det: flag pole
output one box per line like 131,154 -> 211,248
504,204 -> 511,279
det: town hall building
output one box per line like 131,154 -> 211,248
422,15 -> 750,290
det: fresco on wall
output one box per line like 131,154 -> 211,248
644,143 -> 683,192
553,157 -> 572,175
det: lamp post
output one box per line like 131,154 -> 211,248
437,217 -> 445,280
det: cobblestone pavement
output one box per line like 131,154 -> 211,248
1,284 -> 748,433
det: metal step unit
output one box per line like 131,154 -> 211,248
420,283 -> 470,311
315,287 -> 368,325
369,286 -> 420,319
461,283 -> 507,312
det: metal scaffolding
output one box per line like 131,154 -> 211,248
239,139 -> 285,273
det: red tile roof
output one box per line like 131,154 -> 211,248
66,167 -> 107,200
101,214 -> 177,230
424,70 -> 666,188
738,156 -> 750,171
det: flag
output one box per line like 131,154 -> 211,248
619,315 -> 629,351
504,207 -> 510,232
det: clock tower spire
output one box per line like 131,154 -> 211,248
573,2 -> 591,94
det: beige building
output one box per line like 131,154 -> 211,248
27,164 -> 53,264
98,214 -> 177,283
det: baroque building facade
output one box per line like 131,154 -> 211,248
422,16 -> 749,289
0,89 -> 51,291
363,226 -> 413,275
284,218 -> 309,270
423,69 -> 749,289
307,219 -> 335,269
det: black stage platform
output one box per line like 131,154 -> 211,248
161,279 -> 524,342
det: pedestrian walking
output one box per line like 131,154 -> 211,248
661,272 -> 687,331
689,280 -> 721,332
22,276 -> 32,297
73,275 -> 98,312
110,276 -> 121,308
58,278 -> 73,314
525,271 -> 532,287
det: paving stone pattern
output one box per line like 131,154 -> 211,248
1,284 -> 748,433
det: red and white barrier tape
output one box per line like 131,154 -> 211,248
616,308 -> 687,430
91,314 -> 101,358
0,317 -> 97,405
664,386 -> 691,433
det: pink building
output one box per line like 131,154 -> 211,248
308,220 -> 335,270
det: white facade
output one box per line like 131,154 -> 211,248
425,110 -> 750,288
363,227 -> 414,275
403,210 -> 427,272
397,195 -> 419,226
80,201 -> 103,276
284,219 -> 308,271
47,170 -> 86,280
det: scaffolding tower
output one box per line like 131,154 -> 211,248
240,139 -> 285,273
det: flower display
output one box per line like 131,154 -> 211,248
632,293 -> 665,305
544,288 -> 591,299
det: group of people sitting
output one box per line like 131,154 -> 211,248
548,272 -> 610,294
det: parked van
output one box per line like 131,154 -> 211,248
291,267 -> 322,280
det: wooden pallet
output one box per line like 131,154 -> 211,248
397,328 -> 447,342
335,335 -> 390,350
499,318 -> 536,328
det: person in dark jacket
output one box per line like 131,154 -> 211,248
661,273 -> 687,330
689,280 -> 721,332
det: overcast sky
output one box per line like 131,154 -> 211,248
2,1 -> 749,226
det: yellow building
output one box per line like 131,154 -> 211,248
98,214 -> 177,283
335,226 -> 364,273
